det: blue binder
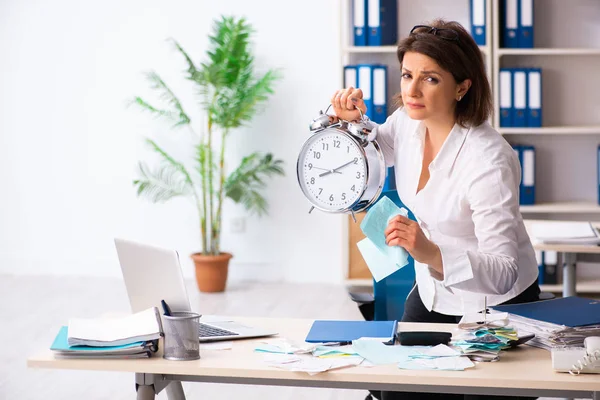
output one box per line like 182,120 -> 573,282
470,0 -> 486,45
535,250 -> 544,285
519,0 -> 534,48
367,0 -> 398,46
502,0 -> 519,48
344,65 -> 358,88
543,250 -> 558,285
499,69 -> 513,127
491,296 -> 600,328
357,64 -> 374,120
382,166 -> 396,192
353,0 -> 367,46
526,68 -> 542,127
513,68 -> 527,127
305,320 -> 397,344
372,65 -> 387,124
520,145 -> 535,205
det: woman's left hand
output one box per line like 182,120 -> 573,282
384,215 -> 441,268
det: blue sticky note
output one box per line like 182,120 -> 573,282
360,196 -> 410,269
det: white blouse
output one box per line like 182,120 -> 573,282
371,108 -> 538,315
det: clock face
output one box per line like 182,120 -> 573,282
297,129 -> 367,212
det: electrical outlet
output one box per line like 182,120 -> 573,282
231,217 -> 246,233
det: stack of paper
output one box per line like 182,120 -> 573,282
51,326 -> 157,359
491,296 -> 600,350
530,221 -> 600,245
67,307 -> 162,347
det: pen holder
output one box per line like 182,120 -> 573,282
162,312 -> 201,361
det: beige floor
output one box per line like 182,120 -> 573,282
1,274 -> 586,399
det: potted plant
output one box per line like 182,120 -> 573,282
131,16 -> 284,292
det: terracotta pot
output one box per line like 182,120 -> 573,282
191,252 -> 232,293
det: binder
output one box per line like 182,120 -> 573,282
543,250 -> 558,285
502,0 -> 519,48
357,64 -> 374,120
527,68 -> 542,127
367,0 -> 398,46
520,145 -> 535,205
513,68 -> 527,127
353,0 -> 367,46
382,166 -> 396,192
535,250 -> 544,285
499,69 -> 513,127
305,320 -> 397,344
372,65 -> 387,124
519,0 -> 534,48
344,65 -> 358,89
470,0 -> 486,45
491,296 -> 600,328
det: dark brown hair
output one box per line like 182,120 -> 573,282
396,19 -> 492,128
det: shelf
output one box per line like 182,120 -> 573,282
497,48 -> 600,56
520,202 -> 600,214
344,45 -> 489,54
540,279 -> 600,294
499,126 -> 600,135
344,278 -> 373,287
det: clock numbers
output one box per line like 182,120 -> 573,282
300,132 -> 366,211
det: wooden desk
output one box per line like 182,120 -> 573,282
28,317 -> 600,400
525,220 -> 600,297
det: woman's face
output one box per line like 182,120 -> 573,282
400,51 -> 462,123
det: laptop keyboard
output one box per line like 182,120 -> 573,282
198,322 -> 239,338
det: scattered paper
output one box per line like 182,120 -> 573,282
352,339 -> 426,365
263,353 -> 364,375
398,356 -> 475,371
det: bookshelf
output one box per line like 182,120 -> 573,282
491,0 -> 600,216
341,0 -> 600,288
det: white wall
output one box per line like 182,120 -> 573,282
0,0 -> 348,284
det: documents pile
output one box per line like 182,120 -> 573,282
491,296 -> 600,350
456,311 -> 517,361
530,221 -> 600,245
50,307 -> 162,359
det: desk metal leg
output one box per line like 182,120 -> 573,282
562,252 -> 577,297
165,381 -> 186,400
135,373 -> 186,400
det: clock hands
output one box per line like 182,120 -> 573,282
319,159 -> 355,177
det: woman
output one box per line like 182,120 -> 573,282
331,20 -> 539,400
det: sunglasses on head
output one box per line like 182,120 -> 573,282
409,25 -> 460,42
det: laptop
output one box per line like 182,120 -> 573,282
114,238 -> 277,342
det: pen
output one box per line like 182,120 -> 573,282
161,299 -> 172,316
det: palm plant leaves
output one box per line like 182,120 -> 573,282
134,162 -> 193,203
132,16 -> 283,254
131,71 -> 191,128
225,153 -> 284,216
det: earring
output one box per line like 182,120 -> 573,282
457,95 -> 462,101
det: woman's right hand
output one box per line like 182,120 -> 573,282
330,87 -> 367,122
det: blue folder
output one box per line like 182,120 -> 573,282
353,0 -> 367,46
305,320 -> 397,344
518,0 -> 534,48
491,296 -> 600,328
502,0 -> 519,48
470,0 -> 486,45
367,0 -> 398,46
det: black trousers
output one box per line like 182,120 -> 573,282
380,280 -> 540,400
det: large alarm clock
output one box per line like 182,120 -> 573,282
296,107 -> 387,218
